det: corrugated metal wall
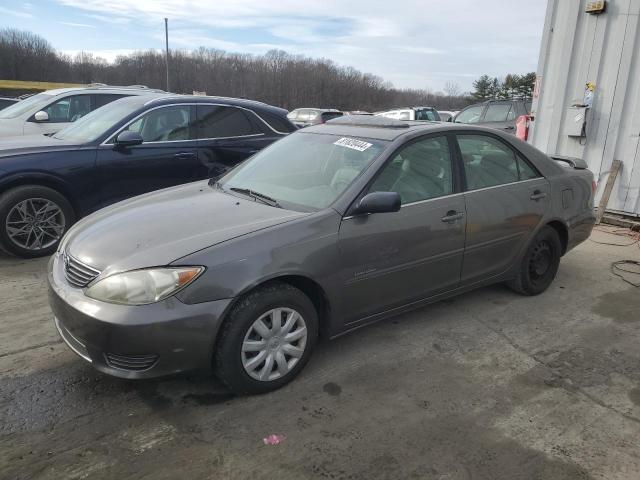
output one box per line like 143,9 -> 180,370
529,0 -> 640,216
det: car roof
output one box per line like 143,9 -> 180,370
40,85 -> 166,96
105,93 -> 289,118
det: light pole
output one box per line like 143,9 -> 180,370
164,17 -> 170,92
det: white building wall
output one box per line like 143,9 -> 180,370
529,0 -> 640,216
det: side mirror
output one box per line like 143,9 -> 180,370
352,192 -> 401,215
114,131 -> 143,148
33,111 -> 49,122
447,117 -> 453,122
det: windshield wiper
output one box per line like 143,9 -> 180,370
229,187 -> 281,208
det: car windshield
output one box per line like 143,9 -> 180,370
219,132 -> 388,211
0,93 -> 50,119
53,98 -> 143,143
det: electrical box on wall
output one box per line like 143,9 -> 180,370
565,106 -> 587,137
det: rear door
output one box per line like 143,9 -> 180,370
479,101 -> 517,133
337,134 -> 466,324
97,104 -> 201,207
196,104 -> 274,180
456,133 -> 549,284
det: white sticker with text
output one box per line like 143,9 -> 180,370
333,137 -> 372,152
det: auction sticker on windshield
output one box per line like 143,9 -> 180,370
333,137 -> 372,152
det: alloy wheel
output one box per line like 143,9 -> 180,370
241,307 -> 308,381
5,198 -> 65,251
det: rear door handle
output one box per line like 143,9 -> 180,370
530,190 -> 547,201
174,152 -> 196,160
441,210 -> 464,223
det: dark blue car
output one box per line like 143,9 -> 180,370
0,94 -> 296,257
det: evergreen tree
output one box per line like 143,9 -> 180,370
472,74 -> 492,100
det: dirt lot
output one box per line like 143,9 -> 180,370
1,228 -> 639,480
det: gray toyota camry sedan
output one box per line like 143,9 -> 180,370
49,116 -> 596,394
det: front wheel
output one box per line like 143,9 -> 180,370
214,283 -> 319,394
0,185 -> 75,258
507,225 -> 562,296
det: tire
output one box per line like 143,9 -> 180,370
0,185 -> 75,258
214,282 -> 319,395
507,225 -> 562,296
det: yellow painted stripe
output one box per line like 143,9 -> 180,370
0,80 -> 86,90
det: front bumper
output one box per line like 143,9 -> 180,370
48,254 -> 232,379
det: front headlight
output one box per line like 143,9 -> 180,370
85,267 -> 204,305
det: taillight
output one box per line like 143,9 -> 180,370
516,115 -> 531,141
592,180 -> 597,194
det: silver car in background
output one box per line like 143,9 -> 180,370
49,115 -> 595,394
0,84 -> 164,137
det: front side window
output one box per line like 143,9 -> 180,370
454,105 -> 484,124
123,105 -> 193,142
457,135 -> 539,190
197,105 -> 258,138
219,132 -> 387,211
483,103 -> 515,122
43,95 -> 91,122
369,136 -> 452,205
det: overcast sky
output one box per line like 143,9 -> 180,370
1,0 -> 548,92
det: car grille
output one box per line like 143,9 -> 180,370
64,253 -> 101,288
105,353 -> 158,371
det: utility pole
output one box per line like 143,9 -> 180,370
164,17 -> 170,92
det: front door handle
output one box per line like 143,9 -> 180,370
174,152 -> 196,160
441,210 -> 464,223
530,190 -> 547,201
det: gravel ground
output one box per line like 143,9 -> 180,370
1,227 -> 639,480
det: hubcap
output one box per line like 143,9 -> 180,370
529,241 -> 552,279
241,307 -> 307,382
5,198 -> 65,251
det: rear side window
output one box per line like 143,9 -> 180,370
43,95 -> 91,122
260,110 -> 297,132
94,94 -> 127,109
197,105 -> 259,138
457,135 -> 539,190
415,110 -> 438,121
483,104 -> 515,122
454,106 -> 484,124
321,111 -> 343,122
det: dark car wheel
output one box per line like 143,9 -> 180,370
214,282 -> 319,394
0,185 -> 75,258
507,225 -> 561,296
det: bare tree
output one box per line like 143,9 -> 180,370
0,28 -> 475,112
443,81 -> 461,98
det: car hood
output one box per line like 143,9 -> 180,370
0,134 -> 81,158
65,181 -> 308,276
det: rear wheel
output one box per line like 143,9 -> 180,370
507,225 -> 561,295
0,185 -> 75,258
214,282 -> 318,394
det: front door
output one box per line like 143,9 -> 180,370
337,134 -> 466,324
457,133 -> 550,284
97,104 -> 201,208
